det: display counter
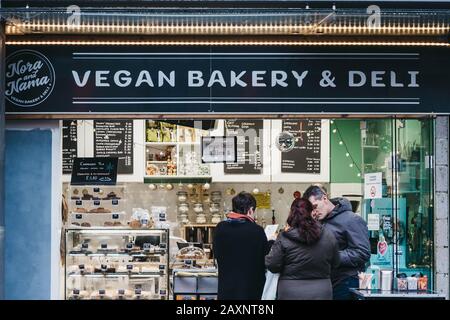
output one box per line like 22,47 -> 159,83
172,268 -> 218,300
350,288 -> 446,300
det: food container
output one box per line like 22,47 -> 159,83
211,191 -> 222,203
196,214 -> 206,224
418,275 -> 428,290
193,203 -> 204,213
380,270 -> 393,291
178,203 -> 189,214
177,191 -> 188,202
211,214 -> 222,224
396,273 -> 408,291
209,203 -> 220,214
407,276 -> 418,290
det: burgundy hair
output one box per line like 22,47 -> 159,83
287,198 -> 322,245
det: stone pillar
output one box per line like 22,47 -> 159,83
0,18 -> 5,299
435,116 -> 449,299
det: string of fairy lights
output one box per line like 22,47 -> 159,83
330,120 -> 363,179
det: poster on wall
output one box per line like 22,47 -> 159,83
62,120 -> 78,174
224,120 -> 263,174
94,120 -> 133,174
364,172 -> 382,199
281,120 -> 321,174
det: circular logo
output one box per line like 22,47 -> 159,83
275,131 -> 295,152
5,49 -> 55,107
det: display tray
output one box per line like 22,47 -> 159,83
68,273 -> 163,278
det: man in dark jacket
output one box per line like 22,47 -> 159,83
213,192 -> 271,300
304,185 -> 371,300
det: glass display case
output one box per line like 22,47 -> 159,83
68,185 -> 127,228
65,228 -> 169,300
361,119 -> 434,290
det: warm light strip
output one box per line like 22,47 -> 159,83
6,23 -> 450,35
6,40 -> 450,46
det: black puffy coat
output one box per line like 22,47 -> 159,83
265,227 -> 340,280
324,198 -> 371,285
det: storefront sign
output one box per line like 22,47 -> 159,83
224,120 -> 263,174
281,120 -> 321,174
5,46 -> 450,114
364,172 -> 383,199
70,157 -> 118,185
62,120 -> 78,174
94,120 -> 133,174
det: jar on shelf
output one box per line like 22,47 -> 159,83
193,203 -> 204,214
177,203 -> 189,214
177,191 -> 188,202
209,203 -> 220,214
211,191 -> 222,203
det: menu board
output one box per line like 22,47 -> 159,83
224,120 -> 263,174
62,120 -> 78,174
281,120 -> 321,174
71,157 -> 118,185
94,120 -> 133,174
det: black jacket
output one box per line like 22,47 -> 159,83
213,218 -> 270,300
324,198 -> 371,285
265,227 -> 340,280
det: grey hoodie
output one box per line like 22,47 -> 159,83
323,198 -> 371,286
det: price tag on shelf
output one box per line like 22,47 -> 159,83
76,200 -> 82,206
112,199 -> 119,206
73,289 -> 80,295
112,214 -> 119,220
126,265 -> 133,270
94,200 -> 100,206
93,188 -> 100,193
143,243 -> 151,252
159,264 -> 166,270
75,214 -> 82,220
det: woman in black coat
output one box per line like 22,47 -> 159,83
265,198 -> 340,300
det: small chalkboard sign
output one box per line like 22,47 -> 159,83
70,157 -> 118,185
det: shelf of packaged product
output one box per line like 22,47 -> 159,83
178,142 -> 201,146
144,176 -> 212,184
68,273 -> 163,278
147,161 -> 168,163
69,252 -> 166,257
70,211 -> 126,216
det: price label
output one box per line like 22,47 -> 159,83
135,289 -> 142,295
101,243 -> 107,249
159,213 -> 166,221
160,290 -> 167,295
112,199 -> 119,206
159,264 -> 166,270
76,200 -> 82,206
112,214 -> 119,220
143,243 -> 151,251
126,265 -> 133,270
159,243 -> 167,249
94,200 -> 100,206
99,289 -> 105,295
101,264 -> 107,271
126,243 -> 133,249
81,243 -> 88,249
78,264 -> 85,270
93,188 -> 100,193
118,289 -> 125,295
184,260 -> 193,265
75,214 -> 82,219
73,289 -> 80,295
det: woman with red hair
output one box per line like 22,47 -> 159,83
265,198 -> 340,300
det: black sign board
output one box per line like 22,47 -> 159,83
94,120 -> 133,174
281,120 -> 321,174
224,120 -> 263,174
5,46 -> 450,115
62,120 -> 78,174
70,157 -> 118,185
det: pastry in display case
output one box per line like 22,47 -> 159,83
68,185 -> 127,228
65,228 -> 169,300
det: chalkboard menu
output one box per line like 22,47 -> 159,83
281,120 -> 321,174
71,157 -> 118,185
94,120 -> 133,174
224,120 -> 263,174
62,120 -> 78,174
